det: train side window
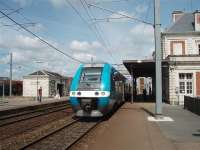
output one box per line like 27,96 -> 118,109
111,70 -> 115,92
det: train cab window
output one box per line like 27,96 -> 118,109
80,68 -> 102,82
78,67 -> 102,90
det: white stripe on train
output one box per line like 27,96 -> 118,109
70,91 -> 110,98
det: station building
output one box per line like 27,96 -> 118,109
23,70 -> 71,97
124,10 -> 200,105
0,78 -> 22,96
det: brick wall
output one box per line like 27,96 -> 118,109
196,72 -> 200,96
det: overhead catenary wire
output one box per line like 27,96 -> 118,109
0,1 -> 40,31
65,0 -> 101,41
0,8 -> 22,19
0,22 -> 36,28
80,0 -> 117,63
87,3 -> 153,26
0,10 -> 84,63
0,1 -> 33,23
90,16 -> 129,23
65,0 -> 116,63
94,0 -> 129,5
83,0 -> 112,47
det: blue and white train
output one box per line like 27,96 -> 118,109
69,63 -> 128,117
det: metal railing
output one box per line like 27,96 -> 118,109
184,96 -> 200,115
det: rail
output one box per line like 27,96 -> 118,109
0,102 -> 71,127
21,119 -> 101,149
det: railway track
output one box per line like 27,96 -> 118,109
0,102 -> 71,127
21,119 -> 101,150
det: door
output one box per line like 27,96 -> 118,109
178,73 -> 193,104
57,84 -> 64,96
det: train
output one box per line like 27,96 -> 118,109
69,63 -> 131,117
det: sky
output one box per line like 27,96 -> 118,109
0,0 -> 200,79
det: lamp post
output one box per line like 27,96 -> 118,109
10,52 -> 12,97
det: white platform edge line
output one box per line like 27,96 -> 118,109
147,116 -> 174,122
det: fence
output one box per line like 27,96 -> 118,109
184,96 -> 200,115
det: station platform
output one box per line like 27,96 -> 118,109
0,96 -> 69,113
74,103 -> 200,150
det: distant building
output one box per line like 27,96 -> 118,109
0,78 -> 22,96
136,77 -> 152,95
23,70 -> 71,97
123,10 -> 200,105
162,10 -> 200,104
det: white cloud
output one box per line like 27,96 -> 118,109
130,23 -> 154,43
135,4 -> 148,14
13,0 -> 33,7
27,23 -> 45,33
70,40 -> 102,51
73,52 -> 97,62
49,0 -> 66,8
0,34 -> 46,50
0,32 -> 75,78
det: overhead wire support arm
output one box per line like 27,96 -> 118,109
0,8 -> 23,19
87,3 -> 154,26
0,10 -> 84,64
65,0 -> 104,46
81,0 -> 117,63
94,0 -> 129,5
66,0 -> 117,63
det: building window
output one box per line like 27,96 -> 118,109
197,15 -> 200,24
179,82 -> 185,94
186,82 -> 192,94
179,73 -> 193,94
170,41 -> 185,55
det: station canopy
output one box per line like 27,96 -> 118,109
123,60 -> 156,77
123,59 -> 169,77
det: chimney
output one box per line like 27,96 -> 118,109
194,10 -> 200,31
172,11 -> 183,23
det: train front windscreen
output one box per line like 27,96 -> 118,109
78,67 -> 102,91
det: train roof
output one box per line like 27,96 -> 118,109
83,63 -> 106,68
80,63 -> 128,81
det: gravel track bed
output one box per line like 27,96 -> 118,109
0,108 -> 72,140
0,104 -> 70,126
68,121 -> 105,150
0,114 -> 74,150
25,121 -> 99,150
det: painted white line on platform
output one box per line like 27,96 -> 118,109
147,116 -> 174,122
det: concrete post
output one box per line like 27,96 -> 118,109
3,81 -> 4,99
154,0 -> 162,115
9,52 -> 12,96
37,71 -> 38,100
131,67 -> 134,103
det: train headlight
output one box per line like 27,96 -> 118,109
95,92 -> 99,96
72,92 -> 76,96
101,92 -> 105,96
77,91 -> 81,96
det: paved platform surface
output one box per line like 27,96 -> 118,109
139,103 -> 200,150
0,96 -> 68,111
73,103 -> 176,150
